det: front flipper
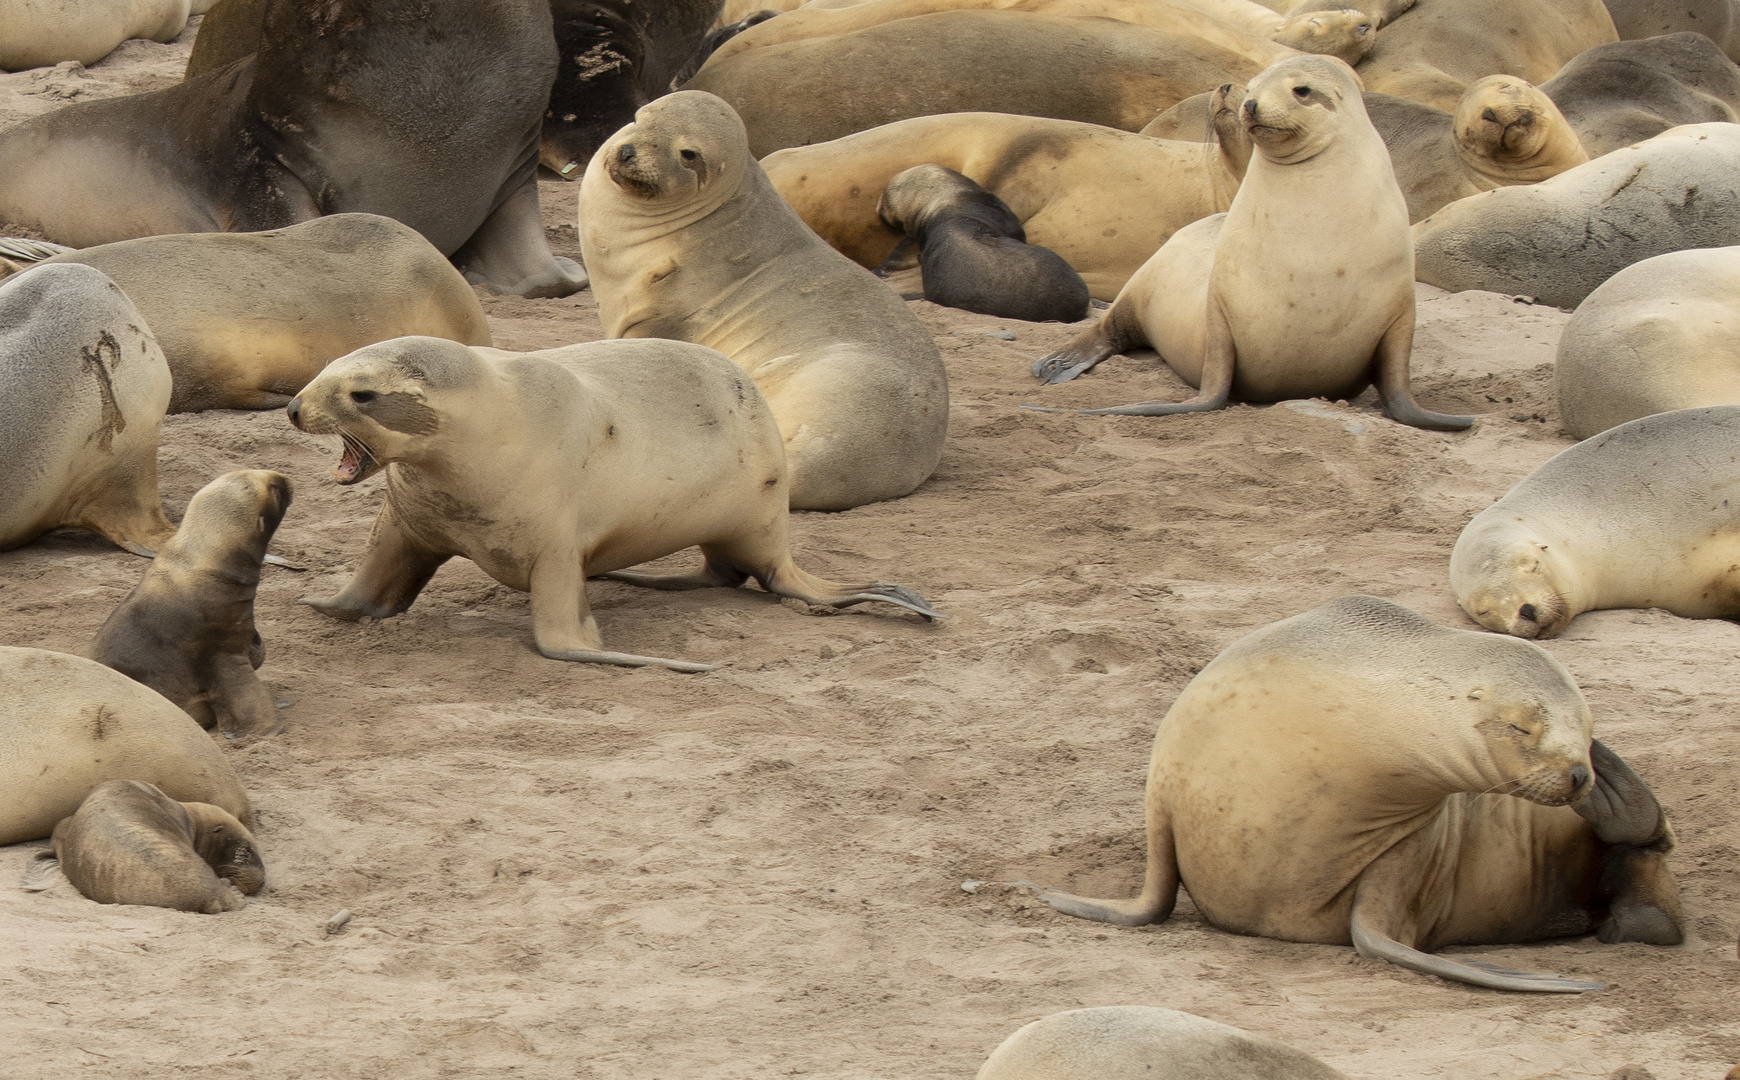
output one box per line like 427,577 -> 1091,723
1031,312 -> 1125,384
1038,798 -> 1180,926
1372,314 -> 1475,431
532,554 -> 713,673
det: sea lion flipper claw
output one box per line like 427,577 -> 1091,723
537,645 -> 715,673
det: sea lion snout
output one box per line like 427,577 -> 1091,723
286,396 -> 304,429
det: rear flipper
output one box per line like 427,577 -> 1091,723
22,850 -> 63,892
538,644 -> 715,673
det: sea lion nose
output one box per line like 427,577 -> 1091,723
1243,99 -> 1258,119
286,397 -> 303,430
618,143 -> 637,163
1518,603 -> 1538,622
1482,108 -> 1498,123
1570,764 -> 1591,791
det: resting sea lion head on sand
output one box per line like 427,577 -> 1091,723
1453,76 -> 1589,185
1450,515 -> 1574,639
1272,9 -> 1375,66
1240,53 -> 1366,166
600,90 -> 746,214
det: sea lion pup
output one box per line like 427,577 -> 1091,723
682,11 -> 1271,157
1032,57 -> 1474,432
1540,33 -> 1740,156
287,337 -> 941,673
874,165 -> 1091,323
579,91 -> 949,511
0,0 -> 585,299
0,264 -> 174,557
762,103 -> 1248,301
1451,406 -> 1740,637
0,215 -> 492,414
1412,123 -> 1740,309
976,1007 -> 1349,1080
0,0 -> 193,71
1032,596 -> 1683,994
0,647 -> 253,844
1555,249 -> 1740,438
44,780 -> 264,914
90,471 -> 291,737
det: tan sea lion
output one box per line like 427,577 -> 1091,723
1032,56 -> 1473,431
977,1007 -> 1350,1080
683,10 -> 1269,156
90,471 -> 292,737
0,0 -> 193,71
1452,75 -> 1589,182
0,215 -> 493,414
1602,0 -> 1740,62
1540,32 -> 1740,156
1451,406 -> 1740,637
579,91 -> 949,510
42,779 -> 264,914
763,107 -> 1247,301
287,336 -> 941,673
0,263 -> 174,556
0,647 -> 253,845
1032,596 -> 1683,993
1555,248 -> 1740,439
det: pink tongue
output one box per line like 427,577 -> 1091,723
334,449 -> 361,482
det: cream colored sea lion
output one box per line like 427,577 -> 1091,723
1413,123 -> 1740,309
0,263 -> 174,556
1451,406 -> 1740,637
579,91 -> 949,510
977,1007 -> 1349,1080
42,780 -> 264,914
0,0 -> 193,72
1540,33 -> 1740,155
762,107 -> 1247,301
1555,249 -> 1740,438
1032,596 -> 1683,993
0,647 -> 253,845
1032,56 -> 1473,431
287,336 -> 941,673
683,11 -> 1269,156
0,215 -> 493,414
90,471 -> 291,737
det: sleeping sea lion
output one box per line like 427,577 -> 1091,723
977,1007 -> 1349,1080
1451,406 -> 1740,636
1601,0 -> 1740,62
90,471 -> 292,737
1031,55 -> 1473,431
287,336 -> 941,673
1540,32 -> 1740,155
0,647 -> 253,845
0,0 -> 194,71
44,779 -> 264,914
1032,595 -> 1683,993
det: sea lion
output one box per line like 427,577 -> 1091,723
286,336 -> 941,673
682,10 -> 1269,156
579,91 -> 950,511
1540,33 -> 1740,155
90,471 -> 292,737
0,215 -> 493,414
44,779 -> 264,914
761,106 -> 1247,301
1412,123 -> 1740,309
1555,248 -> 1740,438
0,0 -> 193,72
1601,0 -> 1740,62
1032,596 -> 1683,993
1031,56 -> 1473,432
1354,0 -> 1618,112
0,263 -> 174,556
0,0 -> 586,299
976,1007 -> 1350,1080
1451,406 -> 1740,636
873,165 -> 1091,323
1451,75 -> 1590,182
0,647 -> 253,845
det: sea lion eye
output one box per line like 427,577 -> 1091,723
1293,86 -> 1311,99
350,391 -> 377,405
679,149 -> 699,162
1508,723 -> 1529,735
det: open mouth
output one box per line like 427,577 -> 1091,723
334,432 -> 377,485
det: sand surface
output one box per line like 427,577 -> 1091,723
0,21 -> 1735,1080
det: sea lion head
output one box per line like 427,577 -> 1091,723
183,802 -> 266,896
1450,515 -> 1576,639
166,471 -> 293,577
1453,76 -> 1588,183
597,90 -> 747,210
1463,650 -> 1594,807
876,164 -> 1023,241
1241,55 -> 1366,166
1272,9 -> 1375,66
288,337 -> 479,486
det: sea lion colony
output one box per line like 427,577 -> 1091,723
0,0 -> 1735,1075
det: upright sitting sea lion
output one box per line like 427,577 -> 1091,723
1032,596 -> 1683,993
0,647 -> 253,845
2,215 -> 492,413
1451,406 -> 1740,636
0,264 -> 174,556
1555,249 -> 1740,438
288,337 -> 941,673
1412,123 -> 1740,309
1540,32 -> 1740,155
874,165 -> 1090,323
0,0 -> 194,72
580,91 -> 949,510
0,0 -> 585,298
762,105 -> 1248,301
90,471 -> 292,737
977,1007 -> 1349,1080
1032,56 -> 1473,432
44,779 -> 264,914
